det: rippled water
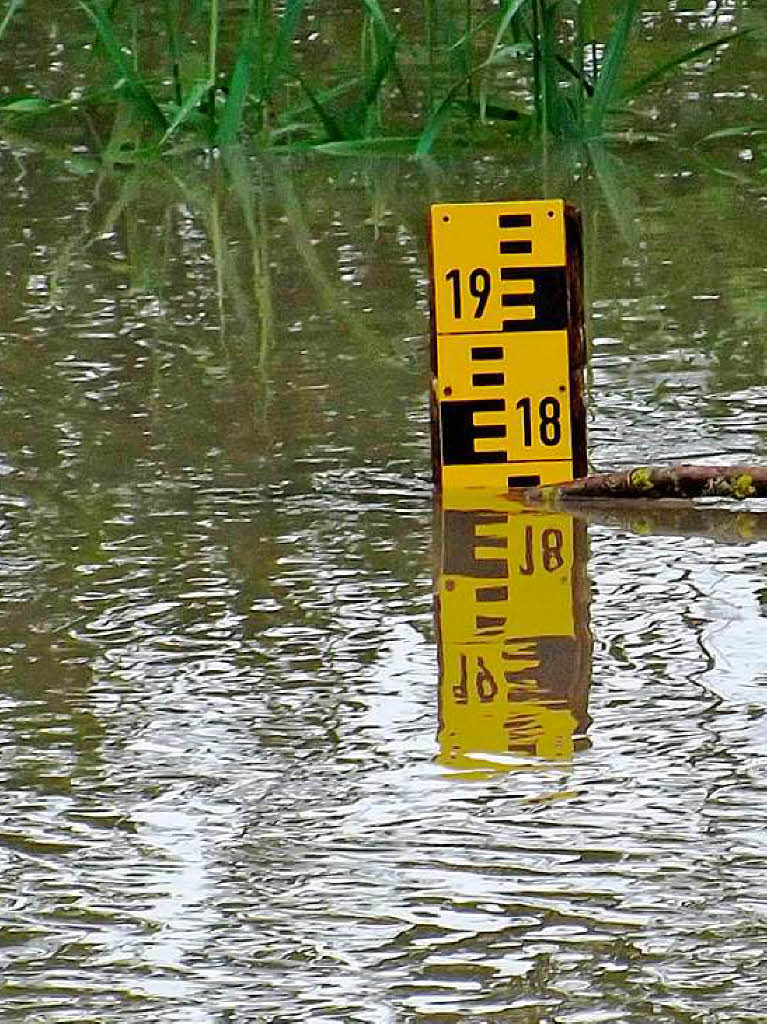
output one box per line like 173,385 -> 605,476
0,125 -> 766,1022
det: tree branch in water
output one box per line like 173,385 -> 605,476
522,466 -> 767,503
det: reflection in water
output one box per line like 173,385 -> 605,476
564,499 -> 767,547
1,108 -> 767,1018
435,495 -> 591,774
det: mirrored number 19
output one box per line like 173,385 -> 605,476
445,267 -> 492,319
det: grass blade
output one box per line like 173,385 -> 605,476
555,54 -> 593,97
479,0 -> 528,119
216,13 -> 256,146
0,0 -> 22,42
265,0 -> 308,100
217,52 -> 251,146
417,79 -> 465,155
487,0 -> 529,66
356,0 -> 409,107
0,96 -> 60,113
279,77 -> 362,125
417,57 -> 496,154
621,30 -> 752,102
346,29 -> 399,135
588,141 -> 639,247
161,79 -> 209,144
313,136 -> 417,155
356,0 -> 393,42
162,0 -> 183,105
78,0 -> 167,134
537,0 -> 561,137
700,125 -> 767,142
294,74 -> 345,141
588,0 -> 637,135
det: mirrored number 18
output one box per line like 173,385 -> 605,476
445,267 -> 491,319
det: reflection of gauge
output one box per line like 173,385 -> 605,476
435,497 -> 592,775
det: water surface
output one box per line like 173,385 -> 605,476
0,117 -> 766,1023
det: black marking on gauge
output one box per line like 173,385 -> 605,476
508,474 -> 541,488
498,213 -> 532,229
476,615 -> 506,631
472,372 -> 505,387
474,424 -> 506,440
441,399 -> 506,466
442,511 -> 508,578
499,239 -> 533,255
498,213 -> 533,256
477,535 -> 508,549
476,585 -> 509,603
500,266 -> 568,332
502,647 -> 533,662
472,346 -> 504,361
504,669 -> 530,685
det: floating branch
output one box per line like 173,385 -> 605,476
522,465 -> 767,504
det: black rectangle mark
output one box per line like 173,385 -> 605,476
498,213 -> 532,229
441,399 -> 506,466
477,535 -> 507,549
500,240 -> 533,255
472,373 -> 504,387
507,474 -> 541,488
501,292 -> 534,307
476,585 -> 509,603
471,346 -> 503,361
474,424 -> 506,439
442,511 -> 507,577
476,616 -> 506,631
500,266 -> 568,332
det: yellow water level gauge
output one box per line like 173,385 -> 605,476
428,200 -> 587,492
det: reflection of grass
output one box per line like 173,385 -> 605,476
0,0 -> 22,42
8,125 -> 764,400
164,159 -> 276,404
274,162 -> 397,358
0,1 -> 751,156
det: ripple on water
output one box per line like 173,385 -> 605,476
1,142 -> 767,1022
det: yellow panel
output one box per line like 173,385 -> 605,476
436,506 -> 579,770
429,199 -> 579,492
441,461 -> 573,492
439,491 -> 527,513
430,200 -> 565,335
436,329 -> 572,476
440,512 -> 575,642
438,644 -> 577,769
437,330 -> 569,403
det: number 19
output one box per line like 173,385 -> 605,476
445,267 -> 492,319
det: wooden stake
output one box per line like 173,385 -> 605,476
564,204 -> 588,480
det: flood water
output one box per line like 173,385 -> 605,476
2,52 -> 767,1024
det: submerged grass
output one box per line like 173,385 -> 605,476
0,0 -> 754,157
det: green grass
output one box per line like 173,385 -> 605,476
0,0 -> 753,157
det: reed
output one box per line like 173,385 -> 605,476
0,0 -> 752,156
419,0 -> 748,149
